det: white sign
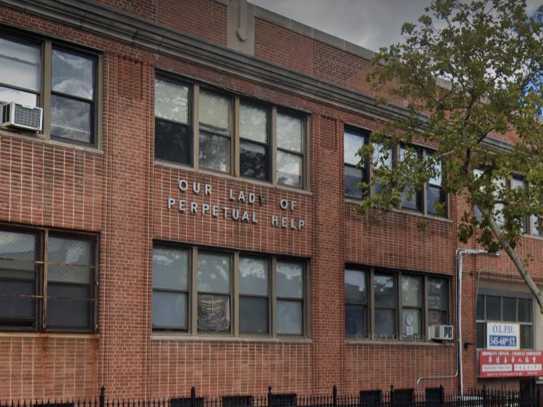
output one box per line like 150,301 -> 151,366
486,322 -> 520,350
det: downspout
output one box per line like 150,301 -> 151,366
457,250 -> 464,396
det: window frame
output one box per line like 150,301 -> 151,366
0,28 -> 102,149
0,224 -> 99,333
342,126 -> 448,218
475,292 -> 534,350
344,265 -> 450,342
151,242 -> 310,338
343,126 -> 369,200
153,72 -> 310,191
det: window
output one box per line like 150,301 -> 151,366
343,128 -> 368,199
51,48 -> 97,144
151,244 -> 308,337
344,269 -> 368,337
153,75 -> 307,189
197,252 -> 232,333
476,293 -> 533,349
276,112 -> 304,188
199,90 -> 232,173
344,267 -> 449,341
276,261 -> 304,335
239,256 -> 269,334
154,79 -> 192,165
0,36 -> 40,107
152,246 -> 189,331
399,145 -> 423,211
0,227 -> 97,332
0,33 -> 99,146
474,172 -> 540,236
239,102 -> 270,181
343,128 -> 447,217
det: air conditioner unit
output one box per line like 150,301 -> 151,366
428,324 -> 454,341
1,102 -> 43,132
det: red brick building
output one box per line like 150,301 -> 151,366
0,0 -> 541,402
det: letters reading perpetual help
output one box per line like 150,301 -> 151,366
167,179 -> 305,230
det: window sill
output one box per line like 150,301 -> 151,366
151,333 -> 312,344
344,198 -> 453,223
345,338 -> 454,347
154,160 -> 313,196
0,129 -> 103,155
0,331 -> 99,339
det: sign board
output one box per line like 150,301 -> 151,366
486,322 -> 520,350
480,350 -> 543,378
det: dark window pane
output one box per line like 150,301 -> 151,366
374,309 -> 395,338
428,310 -> 448,325
240,141 -> 268,181
521,325 -> 533,349
239,257 -> 268,296
0,86 -> 37,107
152,247 -> 189,291
486,296 -> 501,320
502,297 -> 517,322
198,252 -> 230,294
47,284 -> 90,329
240,103 -> 267,143
476,322 -> 486,348
0,37 -> 41,91
401,187 -> 420,211
401,309 -> 421,339
51,95 -> 92,144
199,132 -> 230,172
0,280 -> 34,323
239,297 -> 268,334
428,278 -> 448,310
374,274 -> 395,308
155,119 -> 192,165
52,49 -> 94,100
427,185 -> 446,217
345,269 -> 367,305
519,299 -> 532,323
476,295 -> 485,320
344,166 -> 364,199
277,262 -> 303,299
155,79 -> 189,123
198,294 -> 230,332
276,300 -> 302,335
152,291 -> 187,330
277,151 -> 302,188
0,230 -> 35,325
345,304 -> 367,337
391,389 -> 414,404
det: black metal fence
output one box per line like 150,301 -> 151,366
0,385 -> 539,407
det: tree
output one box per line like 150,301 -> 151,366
362,0 -> 543,311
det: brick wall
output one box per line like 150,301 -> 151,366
0,0 -> 539,401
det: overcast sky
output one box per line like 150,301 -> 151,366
250,0 -> 543,52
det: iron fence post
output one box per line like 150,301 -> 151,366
191,386 -> 197,407
99,386 -> 106,407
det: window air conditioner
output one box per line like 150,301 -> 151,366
428,324 -> 454,341
1,102 -> 43,132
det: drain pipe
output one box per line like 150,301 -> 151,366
416,248 -> 498,393
456,249 -> 499,395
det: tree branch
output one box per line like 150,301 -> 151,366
487,216 -> 543,313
